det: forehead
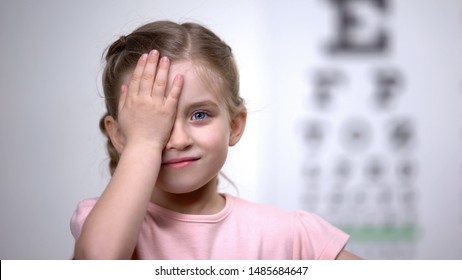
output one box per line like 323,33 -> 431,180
171,61 -> 230,110
169,60 -> 223,93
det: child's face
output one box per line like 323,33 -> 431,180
154,61 -> 244,194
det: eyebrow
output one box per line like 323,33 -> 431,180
183,100 -> 221,112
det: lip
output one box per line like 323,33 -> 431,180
161,157 -> 200,168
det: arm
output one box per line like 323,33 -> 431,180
335,249 -> 363,260
74,51 -> 183,259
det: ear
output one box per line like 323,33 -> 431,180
104,115 -> 126,153
229,108 -> 247,146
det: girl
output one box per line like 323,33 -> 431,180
71,20 -> 360,260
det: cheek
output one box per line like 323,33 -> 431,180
195,122 -> 231,150
200,129 -> 230,149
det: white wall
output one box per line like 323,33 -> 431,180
1,0 -> 461,259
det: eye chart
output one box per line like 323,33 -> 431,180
258,0 -> 462,259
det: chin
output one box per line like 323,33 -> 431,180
159,185 -> 203,195
157,166 -> 221,195
156,177 -> 217,195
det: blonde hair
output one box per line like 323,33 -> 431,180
100,21 -> 244,175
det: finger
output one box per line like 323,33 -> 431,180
139,50 -> 159,96
118,84 -> 128,113
128,53 -> 148,96
152,56 -> 170,100
164,74 -> 183,109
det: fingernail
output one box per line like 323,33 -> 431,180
140,53 -> 148,61
161,56 -> 169,65
150,50 -> 159,57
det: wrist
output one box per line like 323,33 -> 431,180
122,140 -> 164,154
115,143 -> 163,177
120,141 -> 164,161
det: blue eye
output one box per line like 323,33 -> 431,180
191,111 -> 208,120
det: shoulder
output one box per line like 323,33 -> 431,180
227,194 -> 349,259
227,194 -> 322,233
230,195 -> 287,214
228,195 -> 293,223
70,198 -> 98,240
228,194 -> 327,225
291,210 -> 350,259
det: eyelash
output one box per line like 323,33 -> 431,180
191,111 -> 209,121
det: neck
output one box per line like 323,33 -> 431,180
150,177 -> 225,215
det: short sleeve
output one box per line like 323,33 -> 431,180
292,211 -> 349,260
70,198 -> 97,240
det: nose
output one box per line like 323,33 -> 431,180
165,120 -> 192,150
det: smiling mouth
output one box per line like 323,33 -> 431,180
161,157 -> 200,168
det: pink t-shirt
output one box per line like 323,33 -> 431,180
70,193 -> 349,259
